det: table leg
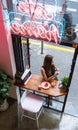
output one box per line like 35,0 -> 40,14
45,96 -> 51,107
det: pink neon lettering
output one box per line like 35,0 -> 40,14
10,1 -> 62,43
11,21 -> 60,43
18,2 -> 53,20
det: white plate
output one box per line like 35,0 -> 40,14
41,82 -> 51,89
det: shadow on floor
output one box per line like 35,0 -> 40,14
0,98 -> 78,130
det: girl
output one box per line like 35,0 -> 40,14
40,54 -> 60,83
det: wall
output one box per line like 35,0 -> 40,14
0,1 -> 16,78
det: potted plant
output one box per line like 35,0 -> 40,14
61,76 -> 69,87
15,71 -> 23,83
0,71 -> 12,111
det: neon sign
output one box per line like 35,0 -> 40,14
9,0 -> 64,43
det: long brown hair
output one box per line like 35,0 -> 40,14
43,55 -> 53,72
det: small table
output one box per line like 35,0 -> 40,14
15,74 -> 67,110
16,74 -> 67,96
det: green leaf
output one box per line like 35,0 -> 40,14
61,76 -> 69,87
1,88 -> 7,92
0,71 -> 12,105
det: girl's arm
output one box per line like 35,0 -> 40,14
40,67 -> 57,82
54,67 -> 60,75
51,62 -> 60,76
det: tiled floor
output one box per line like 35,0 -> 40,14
21,108 -> 78,130
0,99 -> 78,130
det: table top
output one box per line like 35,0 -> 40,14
15,74 -> 67,97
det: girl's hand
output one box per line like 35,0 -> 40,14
55,71 -> 60,75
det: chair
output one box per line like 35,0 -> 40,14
21,90 -> 44,128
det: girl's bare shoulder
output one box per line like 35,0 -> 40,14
40,67 -> 44,71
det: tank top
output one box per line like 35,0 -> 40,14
42,66 -> 55,77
